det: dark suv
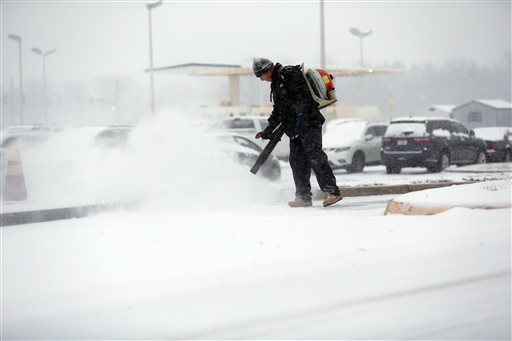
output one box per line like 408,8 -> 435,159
381,117 -> 487,174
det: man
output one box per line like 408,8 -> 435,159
253,57 -> 343,208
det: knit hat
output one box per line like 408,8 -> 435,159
253,58 -> 274,77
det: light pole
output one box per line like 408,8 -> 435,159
2,76 -> 15,124
32,47 -> 56,124
8,33 -> 24,124
146,0 -> 163,114
319,0 -> 326,69
349,28 -> 372,67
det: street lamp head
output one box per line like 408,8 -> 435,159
146,0 -> 163,10
349,28 -> 362,37
8,34 -> 21,42
32,47 -> 57,56
32,47 -> 43,55
362,30 -> 373,38
349,28 -> 373,38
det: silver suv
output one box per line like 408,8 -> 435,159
323,119 -> 387,173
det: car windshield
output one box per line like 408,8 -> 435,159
233,136 -> 262,152
215,135 -> 261,156
323,121 -> 367,146
385,122 -> 427,137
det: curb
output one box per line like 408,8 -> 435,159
0,201 -> 137,227
2,180 -> 504,225
313,181 -> 476,199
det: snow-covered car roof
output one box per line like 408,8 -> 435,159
211,131 -> 254,139
390,116 -> 458,123
473,126 -> 512,141
323,120 -> 370,147
221,115 -> 269,120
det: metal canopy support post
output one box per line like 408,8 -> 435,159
228,76 -> 240,106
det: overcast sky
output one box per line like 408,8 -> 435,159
2,1 -> 511,84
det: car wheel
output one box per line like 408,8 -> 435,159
347,151 -> 365,173
386,164 -> 401,174
504,150 -> 512,162
431,152 -> 449,172
475,150 -> 486,164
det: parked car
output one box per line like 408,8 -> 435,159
29,125 -> 134,172
92,125 -> 133,150
1,125 -> 59,149
214,132 -> 281,181
381,117 -> 487,174
216,116 -> 289,160
323,119 -> 388,173
473,126 -> 512,162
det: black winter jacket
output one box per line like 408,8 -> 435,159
262,63 -> 325,138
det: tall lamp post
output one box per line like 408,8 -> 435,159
349,28 -> 372,67
32,47 -> 56,124
319,0 -> 326,69
8,33 -> 24,124
146,0 -> 163,114
2,76 -> 15,124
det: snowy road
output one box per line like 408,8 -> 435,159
2,193 -> 510,339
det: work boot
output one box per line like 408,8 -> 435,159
323,194 -> 343,207
288,197 -> 313,208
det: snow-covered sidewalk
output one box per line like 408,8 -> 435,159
385,179 -> 512,215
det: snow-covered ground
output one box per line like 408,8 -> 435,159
1,110 -> 511,339
390,179 -> 511,209
2,188 -> 510,339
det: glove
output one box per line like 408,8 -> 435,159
255,131 -> 271,140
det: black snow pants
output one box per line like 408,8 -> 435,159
289,124 -> 340,200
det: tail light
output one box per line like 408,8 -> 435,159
486,142 -> 496,151
414,137 -> 432,145
382,138 -> 391,145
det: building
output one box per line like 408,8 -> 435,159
451,99 -> 512,129
415,105 -> 455,118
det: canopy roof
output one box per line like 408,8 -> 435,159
150,62 -> 402,77
148,62 -> 403,106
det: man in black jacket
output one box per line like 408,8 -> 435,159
253,57 -> 342,207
